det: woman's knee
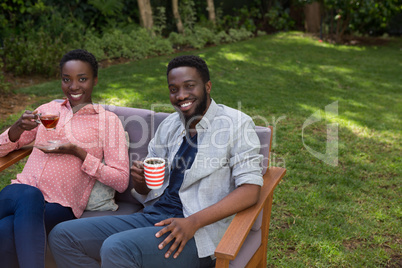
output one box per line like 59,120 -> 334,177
19,185 -> 44,203
1,184 -> 44,211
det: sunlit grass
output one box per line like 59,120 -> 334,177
1,32 -> 401,267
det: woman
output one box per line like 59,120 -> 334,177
0,49 -> 129,268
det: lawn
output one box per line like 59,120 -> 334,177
1,32 -> 401,267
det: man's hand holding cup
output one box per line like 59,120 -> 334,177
143,157 -> 165,189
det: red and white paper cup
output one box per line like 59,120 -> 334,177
144,157 -> 165,189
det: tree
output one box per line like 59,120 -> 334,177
137,0 -> 153,30
206,0 -> 216,25
172,0 -> 184,33
304,1 -> 322,33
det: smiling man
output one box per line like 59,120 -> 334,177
49,55 -> 263,268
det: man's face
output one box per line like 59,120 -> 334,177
61,60 -> 98,108
168,66 -> 211,128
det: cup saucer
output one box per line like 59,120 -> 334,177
34,141 -> 69,150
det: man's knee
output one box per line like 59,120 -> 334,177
100,235 -> 140,267
48,221 -> 74,252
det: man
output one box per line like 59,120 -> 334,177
49,55 -> 263,268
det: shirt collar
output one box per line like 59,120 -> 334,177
61,99 -> 101,114
196,99 -> 218,130
178,99 -> 218,135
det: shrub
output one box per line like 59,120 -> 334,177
128,28 -> 173,59
228,28 -> 254,42
168,32 -> 188,48
101,29 -> 136,59
265,5 -> 295,31
150,38 -> 173,56
214,31 -> 233,44
3,29 -> 69,77
0,55 -> 10,94
88,28 -> 173,61
189,26 -> 216,49
83,31 -> 106,61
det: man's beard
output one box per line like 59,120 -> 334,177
184,86 -> 208,128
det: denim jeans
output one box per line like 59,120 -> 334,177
49,210 -> 216,268
0,184 -> 75,268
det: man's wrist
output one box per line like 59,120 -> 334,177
187,213 -> 202,231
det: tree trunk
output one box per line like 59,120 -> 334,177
330,8 -> 334,40
304,1 -> 321,33
335,15 -> 350,43
172,0 -> 184,33
137,0 -> 153,29
206,0 -> 216,25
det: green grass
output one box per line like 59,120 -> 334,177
1,32 -> 401,267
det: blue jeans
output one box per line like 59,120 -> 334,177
0,184 -> 75,268
49,210 -> 216,268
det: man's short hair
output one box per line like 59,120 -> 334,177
59,49 -> 98,77
167,55 -> 210,84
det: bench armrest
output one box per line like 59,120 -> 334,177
215,166 -> 286,267
0,147 -> 33,172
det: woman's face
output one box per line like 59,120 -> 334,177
61,60 -> 98,108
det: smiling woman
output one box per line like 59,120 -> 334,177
0,49 -> 129,268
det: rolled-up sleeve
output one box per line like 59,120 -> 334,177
0,128 -> 37,157
229,117 -> 263,187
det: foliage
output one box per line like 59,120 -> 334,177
85,28 -> 173,61
180,0 -> 197,30
265,4 -> 295,31
228,28 -> 254,42
3,32 -> 401,267
217,5 -> 260,32
1,0 -> 400,77
3,29 -> 69,76
153,6 -> 167,36
214,30 -> 233,43
187,26 -> 215,49
0,55 -> 10,94
83,31 -> 106,61
2,11 -> 84,76
88,0 -> 124,17
297,0 -> 402,39
0,0 -> 48,29
168,25 -> 253,50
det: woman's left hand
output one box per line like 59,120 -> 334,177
37,143 -> 87,161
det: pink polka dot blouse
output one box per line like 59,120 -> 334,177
0,100 -> 129,218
